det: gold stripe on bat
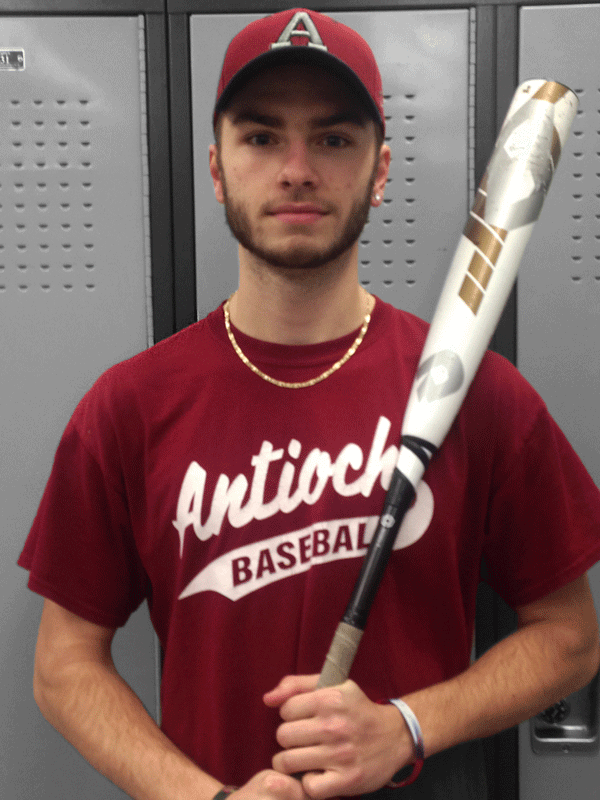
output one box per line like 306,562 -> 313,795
463,217 -> 504,263
551,126 -> 562,166
532,82 -> 569,104
471,191 -> 487,219
459,274 -> 484,314
467,251 -> 493,289
492,224 -> 508,242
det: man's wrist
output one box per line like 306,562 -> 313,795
379,698 -> 425,787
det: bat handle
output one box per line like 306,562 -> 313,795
316,464 -> 420,689
292,624 -> 363,782
317,621 -> 364,687
295,468 -> 418,780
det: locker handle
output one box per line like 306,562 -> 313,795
530,671 -> 599,754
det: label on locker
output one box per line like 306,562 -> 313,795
0,50 -> 25,71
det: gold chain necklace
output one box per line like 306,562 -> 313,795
223,294 -> 373,389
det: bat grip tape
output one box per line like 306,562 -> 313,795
317,621 -> 364,687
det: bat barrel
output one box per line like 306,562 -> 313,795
401,80 -> 578,452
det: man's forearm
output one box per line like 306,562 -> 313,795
403,617 -> 600,760
34,655 -> 222,800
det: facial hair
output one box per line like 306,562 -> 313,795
217,151 -> 378,270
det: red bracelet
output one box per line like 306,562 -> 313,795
379,699 -> 424,787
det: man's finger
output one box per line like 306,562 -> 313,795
272,744 -> 328,776
301,768 -> 351,800
243,769 -> 310,800
276,716 -> 325,750
263,674 -> 320,708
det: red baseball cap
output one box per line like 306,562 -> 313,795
213,8 -> 385,135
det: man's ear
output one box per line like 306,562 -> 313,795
209,144 -> 225,204
371,144 -> 391,207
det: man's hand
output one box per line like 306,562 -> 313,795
264,676 -> 414,799
233,770 -> 311,800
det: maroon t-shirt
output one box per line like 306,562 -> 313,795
19,297 -> 600,785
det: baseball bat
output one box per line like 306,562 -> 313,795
317,79 -> 578,688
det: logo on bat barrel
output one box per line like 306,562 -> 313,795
415,350 -> 464,402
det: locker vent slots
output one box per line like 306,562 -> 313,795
567,87 -> 600,288
359,90 -> 419,294
0,97 -> 95,294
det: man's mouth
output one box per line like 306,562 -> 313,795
269,204 -> 329,225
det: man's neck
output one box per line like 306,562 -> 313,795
229,246 -> 372,345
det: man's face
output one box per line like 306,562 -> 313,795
210,64 -> 389,271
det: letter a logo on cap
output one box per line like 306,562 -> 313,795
271,10 -> 328,51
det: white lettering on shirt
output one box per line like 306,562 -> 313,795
172,416 -> 398,550
172,415 -> 435,601
179,481 -> 434,601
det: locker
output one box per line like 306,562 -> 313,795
0,15 -> 157,798
518,5 -> 600,800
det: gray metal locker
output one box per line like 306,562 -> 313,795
1,15 -> 158,798
518,5 -> 600,800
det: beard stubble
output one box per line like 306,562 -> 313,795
216,150 -> 378,271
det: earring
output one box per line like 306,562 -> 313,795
374,194 -> 381,202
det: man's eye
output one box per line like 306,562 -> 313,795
248,133 -> 272,146
323,134 -> 349,148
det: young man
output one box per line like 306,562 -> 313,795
20,9 -> 600,800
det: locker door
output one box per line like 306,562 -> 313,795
518,5 -> 600,800
1,16 -> 157,798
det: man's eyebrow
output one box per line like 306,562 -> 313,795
230,109 -> 367,129
312,112 -> 368,129
231,110 -> 283,128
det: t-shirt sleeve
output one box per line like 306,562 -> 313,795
483,385 -> 600,609
18,412 -> 149,628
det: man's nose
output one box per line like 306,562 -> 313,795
278,142 -> 320,189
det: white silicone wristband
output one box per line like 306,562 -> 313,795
389,698 -> 425,760
387,698 -> 424,787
